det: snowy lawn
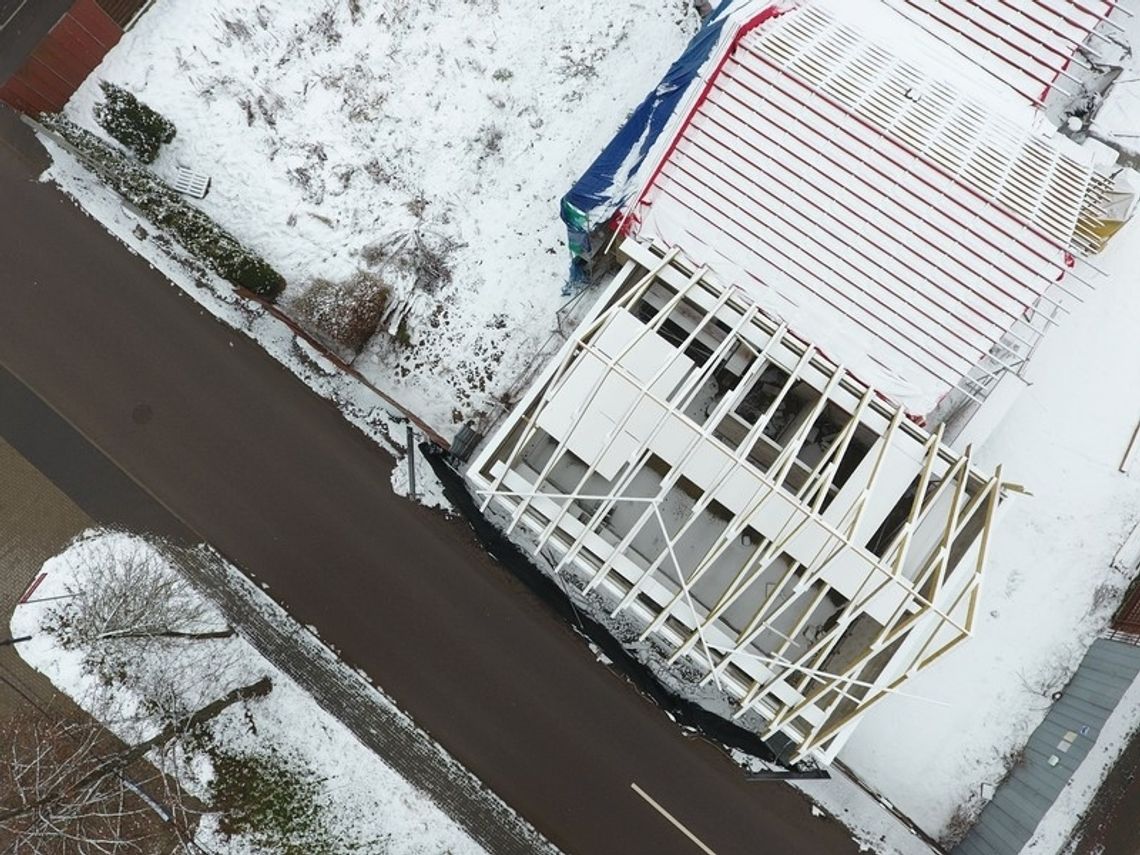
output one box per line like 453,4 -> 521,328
40,134 -> 452,508
10,530 -> 488,854
62,0 -> 699,437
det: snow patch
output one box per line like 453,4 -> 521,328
10,530 -> 488,854
61,0 -> 698,438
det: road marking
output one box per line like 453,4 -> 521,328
631,782 -> 718,855
0,0 -> 30,33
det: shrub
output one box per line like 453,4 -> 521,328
38,114 -> 286,300
94,82 -> 176,164
291,271 -> 390,354
223,254 -> 289,297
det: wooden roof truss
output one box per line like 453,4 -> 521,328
469,241 -> 1007,762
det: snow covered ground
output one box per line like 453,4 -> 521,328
34,0 -> 1140,851
837,211 -> 1140,844
10,530 -> 489,854
41,132 -> 455,505
832,9 -> 1140,845
58,0 -> 698,439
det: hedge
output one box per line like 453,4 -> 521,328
93,82 -> 176,164
39,114 -> 286,300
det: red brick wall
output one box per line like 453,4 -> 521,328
0,0 -> 123,114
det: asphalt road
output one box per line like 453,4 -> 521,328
0,0 -> 71,81
0,0 -> 23,27
0,108 -> 859,854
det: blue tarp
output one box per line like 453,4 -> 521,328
560,1 -> 745,257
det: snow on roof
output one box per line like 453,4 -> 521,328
625,1 -> 1110,416
872,0 -> 1121,108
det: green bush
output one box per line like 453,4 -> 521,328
225,254 -> 291,297
39,114 -> 286,300
94,82 -> 176,164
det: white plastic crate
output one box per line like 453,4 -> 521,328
173,166 -> 210,199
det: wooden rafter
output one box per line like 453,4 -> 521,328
468,242 -> 1009,762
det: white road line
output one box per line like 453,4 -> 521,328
630,782 -> 719,855
0,0 -> 30,33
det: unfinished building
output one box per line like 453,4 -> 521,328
470,0 -> 1134,763
470,241 -> 1004,762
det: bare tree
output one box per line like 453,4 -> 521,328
47,535 -> 232,647
2,714 -> 155,853
43,533 -> 245,730
0,678 -> 271,854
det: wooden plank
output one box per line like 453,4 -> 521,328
0,76 -> 50,114
11,55 -> 75,112
36,26 -> 105,90
94,0 -> 146,27
49,15 -> 112,68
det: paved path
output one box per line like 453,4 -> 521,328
0,436 -> 90,718
0,378 -> 549,854
0,106 -> 859,854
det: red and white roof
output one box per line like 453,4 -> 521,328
878,0 -> 1122,107
626,2 -> 1109,416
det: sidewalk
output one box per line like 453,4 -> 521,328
172,543 -> 558,855
0,436 -> 91,717
1,425 -> 554,853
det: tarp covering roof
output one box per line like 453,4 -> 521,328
560,0 -> 772,238
564,0 -> 1112,418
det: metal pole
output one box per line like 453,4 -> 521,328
1120,419 -> 1140,474
744,768 -> 831,781
406,425 -> 416,499
18,592 -> 76,605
